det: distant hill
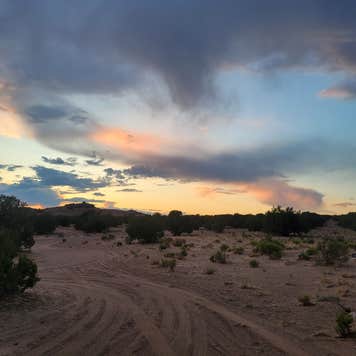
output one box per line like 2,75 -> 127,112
40,202 -> 144,217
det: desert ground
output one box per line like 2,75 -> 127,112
1,222 -> 356,356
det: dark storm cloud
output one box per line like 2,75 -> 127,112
2,1 -> 356,108
33,166 -> 107,192
0,177 -> 60,206
41,156 -> 77,166
122,140 -> 356,183
25,105 -> 68,123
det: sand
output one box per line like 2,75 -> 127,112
1,222 -> 356,355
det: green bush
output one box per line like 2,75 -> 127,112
233,247 -> 244,255
210,250 -> 227,264
220,243 -> 229,252
298,248 -> 317,261
74,212 -> 120,233
249,259 -> 259,268
254,237 -> 284,259
317,238 -> 349,266
126,216 -> 164,244
33,214 -> 57,235
160,258 -> 176,271
336,312 -> 353,337
0,196 -> 39,297
172,238 -> 186,247
298,295 -> 313,306
0,231 -> 39,296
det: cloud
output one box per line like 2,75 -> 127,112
62,197 -> 106,204
0,177 -> 60,206
334,202 -> 356,208
0,164 -> 23,171
246,179 -> 324,210
2,1 -> 356,109
85,158 -> 104,166
319,81 -> 356,100
93,192 -> 105,197
41,156 -> 77,166
117,188 -> 142,193
33,166 -> 107,192
197,186 -> 245,197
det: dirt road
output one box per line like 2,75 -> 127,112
1,228 -> 355,355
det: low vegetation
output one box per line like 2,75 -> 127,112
298,295 -> 314,306
316,238 -> 349,266
0,195 -> 40,298
210,249 -> 227,264
126,216 -> 164,244
160,258 -> 176,271
254,237 -> 284,259
335,311 -> 353,337
249,259 -> 259,268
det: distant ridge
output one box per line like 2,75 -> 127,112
40,202 -> 144,217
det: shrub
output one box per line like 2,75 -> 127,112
233,247 -> 244,255
33,214 -> 57,235
317,238 -> 349,266
126,216 -> 164,244
298,295 -> 313,306
254,237 -> 284,259
335,312 -> 353,337
101,233 -> 115,240
298,251 -> 311,260
160,258 -> 176,271
263,206 -> 301,236
74,212 -> 121,233
220,243 -> 229,252
210,250 -> 227,264
179,246 -> 188,257
172,238 -> 186,247
0,196 -> 39,297
0,246 -> 39,296
249,259 -> 259,268
298,248 -> 317,261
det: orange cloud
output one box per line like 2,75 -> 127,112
91,127 -> 163,157
244,179 -> 323,210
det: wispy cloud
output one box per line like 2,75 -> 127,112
41,156 -> 77,166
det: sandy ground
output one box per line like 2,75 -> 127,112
1,222 -> 356,355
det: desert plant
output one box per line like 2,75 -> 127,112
249,259 -> 259,268
172,238 -> 186,247
233,246 -> 244,255
101,233 -> 115,240
179,246 -> 188,257
254,237 -> 284,259
210,250 -> 226,264
317,238 -> 349,266
160,258 -> 176,271
159,237 -> 172,250
126,216 -> 164,244
335,311 -> 353,337
298,295 -> 313,306
220,243 -> 229,252
298,248 -> 317,261
33,214 -> 57,235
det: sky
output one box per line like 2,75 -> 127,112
1,0 -> 356,214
